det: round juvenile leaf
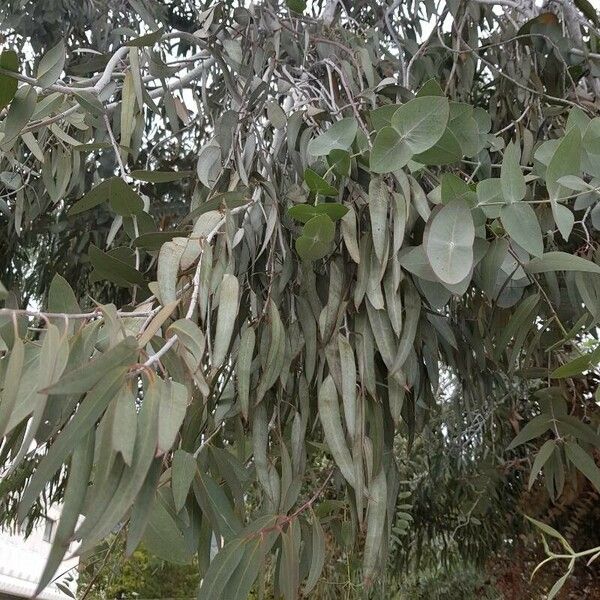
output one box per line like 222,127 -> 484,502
370,127 -> 411,173
288,203 -> 348,223
425,200 -> 474,284
391,96 -> 449,153
327,149 -> 351,177
307,117 -> 358,157
413,128 -> 462,165
295,214 -> 335,261
304,169 -> 338,197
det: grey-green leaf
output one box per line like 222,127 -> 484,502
212,274 -> 240,367
307,117 -> 358,156
500,202 -> 543,257
391,96 -> 449,153
172,449 -> 197,512
501,141 -> 525,203
1,84 -> 37,149
318,375 -> 356,488
425,200 -> 474,284
526,252 -> 600,275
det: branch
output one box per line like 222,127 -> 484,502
0,307 -> 157,320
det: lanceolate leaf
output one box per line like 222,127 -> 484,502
37,431 -> 94,593
130,169 -> 193,182
1,84 -> 37,148
304,514 -> 326,594
501,141 -> 526,203
69,177 -> 144,216
546,128 -> 582,201
37,40 -> 66,88
78,379 -> 161,551
526,252 -> 600,275
89,244 -> 147,287
157,380 -> 188,454
212,274 -> 240,367
172,449 -> 197,512
42,337 -> 138,395
0,338 -> 24,438
363,470 -> 387,585
528,439 -> 556,489
197,516 -> 278,599
565,441 -> 600,492
551,345 -> 600,378
318,375 -> 356,488
111,384 -> 137,466
237,326 -> 256,421
0,50 -> 19,110
507,414 -> 552,450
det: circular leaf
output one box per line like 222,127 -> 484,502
425,200 -> 475,284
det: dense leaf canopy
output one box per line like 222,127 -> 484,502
1,0 -> 600,598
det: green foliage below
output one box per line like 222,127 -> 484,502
80,538 -> 199,600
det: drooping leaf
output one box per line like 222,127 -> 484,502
363,469 -> 387,585
304,514 -> 326,594
318,375 -> 356,487
565,441 -> 600,492
212,274 -> 240,367
526,252 -> 600,274
172,449 -> 197,512
501,141 -> 526,203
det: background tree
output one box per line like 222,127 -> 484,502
1,1 -> 600,598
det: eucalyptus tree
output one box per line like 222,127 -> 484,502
1,0 -> 600,598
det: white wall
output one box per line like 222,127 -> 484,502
0,505 -> 78,600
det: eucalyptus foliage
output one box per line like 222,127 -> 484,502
1,0 -> 600,598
